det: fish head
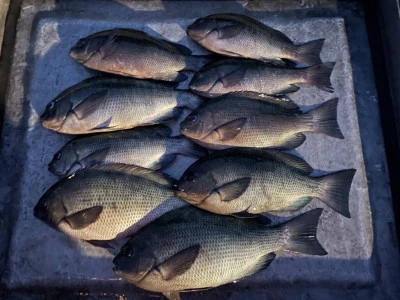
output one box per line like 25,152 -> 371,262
187,17 -> 217,41
113,241 -> 155,283
189,68 -> 219,96
40,97 -> 73,132
175,166 -> 216,204
48,143 -> 80,176
180,109 -> 215,140
70,36 -> 106,64
34,184 -> 67,229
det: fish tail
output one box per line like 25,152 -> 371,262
281,208 -> 327,255
184,55 -> 216,72
307,98 -> 344,139
315,169 -> 356,218
295,38 -> 325,65
177,137 -> 209,158
303,62 -> 335,92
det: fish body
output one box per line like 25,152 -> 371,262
187,14 -> 325,66
189,59 -> 335,98
70,29 -> 210,82
176,149 -> 355,217
33,164 -> 187,241
48,126 -> 205,176
40,77 -> 203,134
113,206 -> 326,299
180,94 -> 343,150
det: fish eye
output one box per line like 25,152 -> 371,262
54,151 -> 62,160
188,115 -> 198,122
75,39 -> 87,49
186,174 -> 196,183
46,101 -> 55,111
127,248 -> 135,257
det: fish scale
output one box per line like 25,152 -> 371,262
114,206 -> 326,295
181,95 -> 309,149
180,156 -> 316,215
38,167 -> 187,241
69,29 -> 211,82
131,212 -> 282,291
187,14 -> 324,66
41,77 -> 203,134
176,150 -> 355,218
189,58 -> 334,98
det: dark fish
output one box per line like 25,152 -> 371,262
180,93 -> 344,150
48,126 -> 206,176
176,149 -> 355,218
189,59 -> 335,98
70,28 -> 211,82
113,206 -> 327,300
33,164 -> 187,243
187,13 -> 325,66
40,76 -> 203,134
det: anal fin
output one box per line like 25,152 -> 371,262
278,133 -> 306,149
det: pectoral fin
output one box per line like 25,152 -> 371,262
157,245 -> 200,281
279,133 -> 306,149
217,24 -> 244,39
100,30 -> 119,59
214,118 -> 247,141
277,85 -> 300,94
163,291 -> 181,300
73,90 -> 109,119
213,177 -> 251,201
91,117 -> 115,130
86,239 -> 115,249
220,67 -> 247,88
80,147 -> 110,167
64,206 -> 103,230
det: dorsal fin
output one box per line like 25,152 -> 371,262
229,92 -> 299,110
87,28 -> 190,55
194,148 -> 313,175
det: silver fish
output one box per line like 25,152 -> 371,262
176,149 -> 355,218
33,164 -> 187,242
189,59 -> 335,98
113,206 -> 327,300
180,94 -> 343,150
70,28 -> 210,82
48,126 -> 206,176
187,13 -> 325,66
40,76 -> 203,134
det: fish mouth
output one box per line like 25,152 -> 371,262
48,163 -> 64,176
186,28 -> 207,41
33,205 -> 59,229
70,49 -> 94,64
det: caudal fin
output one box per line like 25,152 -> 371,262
178,138 -> 208,158
281,208 -> 327,255
315,169 -> 356,218
303,62 -> 335,93
296,38 -> 325,65
184,55 -> 216,72
307,98 -> 344,139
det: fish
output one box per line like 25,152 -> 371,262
48,125 -> 206,176
189,58 -> 335,98
176,149 -> 355,218
33,164 -> 188,244
113,206 -> 327,300
180,93 -> 344,150
40,76 -> 203,134
70,28 -> 211,82
187,13 -> 325,66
